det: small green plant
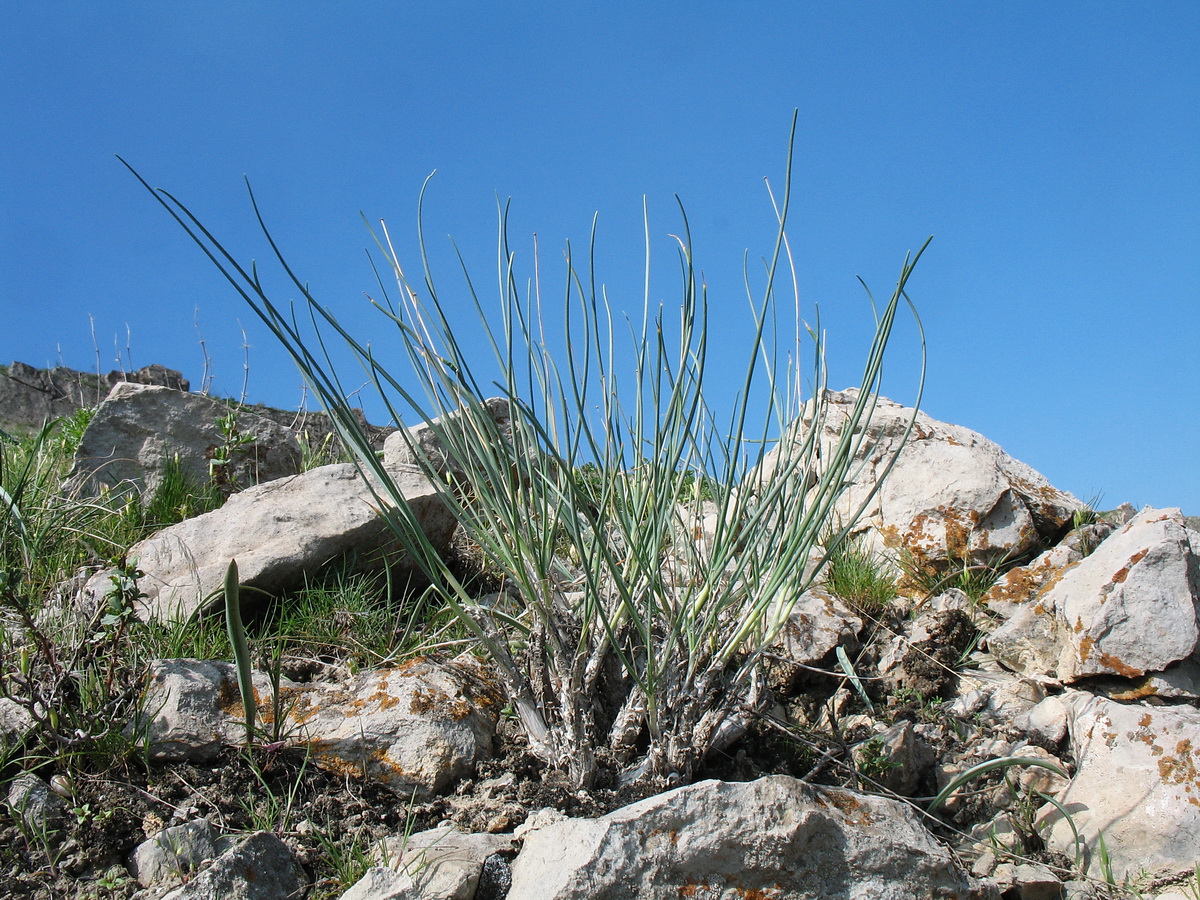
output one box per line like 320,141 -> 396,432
0,556 -> 153,773
239,747 -> 310,835
224,559 -> 257,750
898,548 -> 1009,604
855,736 -> 901,782
208,409 -> 256,492
142,453 -> 222,528
312,826 -> 393,899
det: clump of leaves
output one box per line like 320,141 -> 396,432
821,530 -> 898,612
125,111 -> 929,790
898,549 -> 1009,604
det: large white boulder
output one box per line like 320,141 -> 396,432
761,390 -> 1079,569
1040,693 -> 1200,881
988,507 -> 1200,683
116,463 -> 455,621
69,382 -> 301,499
506,775 -> 978,899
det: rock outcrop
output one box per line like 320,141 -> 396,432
68,382 -> 301,499
0,360 -> 188,433
142,657 -> 502,798
763,389 -> 1081,570
988,506 -> 1200,685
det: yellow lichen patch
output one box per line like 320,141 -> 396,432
286,691 -> 326,726
984,558 -> 1052,608
392,656 -> 429,676
307,742 -> 420,786
364,677 -> 400,711
1079,635 -> 1094,661
407,684 -> 477,721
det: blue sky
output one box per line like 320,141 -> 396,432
2,3 -> 1197,511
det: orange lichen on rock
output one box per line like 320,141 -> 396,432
815,789 -> 877,825
1110,678 -> 1160,701
1110,549 -> 1147,586
1095,651 -> 1144,678
1156,738 -> 1200,808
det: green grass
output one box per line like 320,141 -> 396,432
821,531 -> 899,613
897,548 -> 1009,604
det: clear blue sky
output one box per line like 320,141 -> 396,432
2,3 -> 1197,512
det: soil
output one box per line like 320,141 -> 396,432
0,613 -> 1061,900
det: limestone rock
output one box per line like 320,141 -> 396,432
158,831 -> 306,900
339,867 -> 419,900
130,818 -> 231,888
507,775 -> 977,899
853,720 -> 933,796
0,696 -> 35,742
989,507 -> 1200,683
142,659 -> 293,761
770,587 -> 864,692
68,382 -> 300,499
982,542 -> 1083,619
5,773 -> 63,834
376,824 -> 514,900
761,390 -> 1079,570
114,463 -> 454,621
142,658 -> 501,798
285,658 -> 502,798
383,397 -> 512,481
1040,693 -> 1200,880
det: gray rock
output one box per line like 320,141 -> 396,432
982,543 -> 1082,619
285,658 -> 502,798
376,824 -> 514,900
130,818 -> 230,887
68,382 -> 300,500
853,720 -> 933,796
989,506 -> 1200,683
990,862 -> 1063,900
108,462 -> 454,622
141,659 -> 291,761
771,587 -> 864,691
507,775 -> 977,899
383,397 -> 512,481
0,696 -> 36,742
1014,694 -> 1069,746
0,360 -> 187,433
158,831 -> 305,900
5,773 -> 63,834
1040,692 -> 1200,881
339,867 -> 419,900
